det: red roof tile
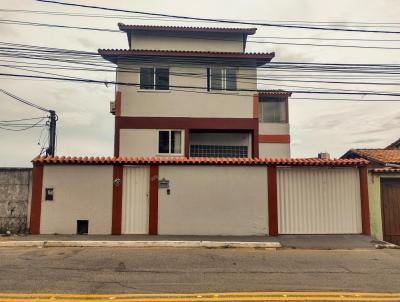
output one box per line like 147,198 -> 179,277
344,149 -> 400,164
32,156 -> 368,167
257,90 -> 292,97
372,167 -> 400,173
98,49 -> 275,62
118,23 -> 257,35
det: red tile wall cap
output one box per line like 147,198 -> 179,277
117,23 -> 257,35
257,90 -> 292,97
98,49 -> 275,59
32,156 -> 368,167
345,148 -> 400,164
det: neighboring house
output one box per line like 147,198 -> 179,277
342,139 -> 400,245
99,24 -> 291,159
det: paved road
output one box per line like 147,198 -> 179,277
0,247 -> 399,295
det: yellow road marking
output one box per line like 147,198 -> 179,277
0,292 -> 399,298
0,292 -> 399,302
0,297 -> 400,302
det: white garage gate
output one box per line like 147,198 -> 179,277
277,167 -> 362,234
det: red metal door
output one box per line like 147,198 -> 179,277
381,179 -> 400,245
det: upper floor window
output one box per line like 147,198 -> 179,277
158,130 -> 183,155
140,67 -> 169,90
259,97 -> 287,123
207,68 -> 237,91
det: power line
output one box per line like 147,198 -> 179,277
0,88 -> 49,112
0,18 -> 121,33
36,0 -> 400,34
0,118 -> 46,131
2,41 -> 400,70
4,19 -> 400,50
4,8 -> 400,27
3,63 -> 400,87
1,71 -> 400,98
0,116 -> 46,122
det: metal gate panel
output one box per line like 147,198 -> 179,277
278,167 -> 362,234
122,166 -> 149,234
381,179 -> 400,245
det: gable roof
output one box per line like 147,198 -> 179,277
117,24 -> 257,35
386,138 -> 400,149
342,149 -> 400,165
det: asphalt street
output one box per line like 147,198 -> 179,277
0,247 -> 399,295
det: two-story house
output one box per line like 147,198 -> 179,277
99,24 -> 291,158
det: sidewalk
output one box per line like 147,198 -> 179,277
0,234 -> 377,249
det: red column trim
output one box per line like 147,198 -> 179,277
252,127 -> 259,158
267,166 -> 278,236
30,164 -> 43,235
359,166 -> 370,235
111,165 -> 123,235
184,128 -> 190,157
114,117 -> 120,157
259,135 -> 290,144
149,165 -> 159,235
115,91 -> 122,117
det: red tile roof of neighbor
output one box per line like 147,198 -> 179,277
386,138 -> 400,149
117,23 -> 257,35
98,49 -> 275,60
257,90 -> 292,97
345,149 -> 400,164
372,168 -> 400,173
32,156 -> 368,167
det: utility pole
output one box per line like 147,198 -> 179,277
0,88 -> 58,157
46,110 -> 58,157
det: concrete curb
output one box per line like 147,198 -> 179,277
0,241 -> 44,247
0,240 -> 281,249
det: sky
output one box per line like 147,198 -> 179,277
0,0 -> 399,167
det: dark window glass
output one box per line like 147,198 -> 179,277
226,68 -> 237,91
210,68 -> 223,90
259,97 -> 287,123
158,131 -> 170,153
155,68 -> 169,90
140,67 -> 154,89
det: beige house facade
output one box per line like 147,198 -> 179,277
99,24 -> 291,159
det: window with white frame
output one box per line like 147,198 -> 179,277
207,67 -> 237,91
259,97 -> 287,123
158,130 -> 183,154
140,67 -> 169,90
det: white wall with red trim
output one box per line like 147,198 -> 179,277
31,162 -> 369,236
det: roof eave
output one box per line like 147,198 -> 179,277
117,23 -> 257,35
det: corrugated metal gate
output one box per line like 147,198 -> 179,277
277,167 -> 362,234
381,179 -> 400,245
122,166 -> 149,234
